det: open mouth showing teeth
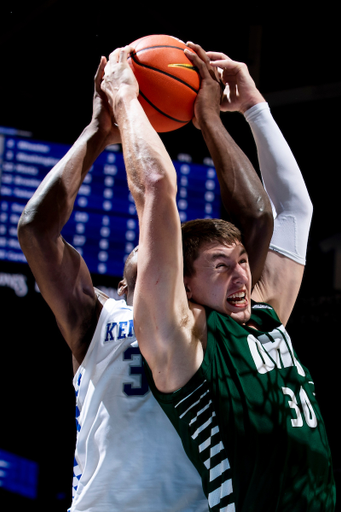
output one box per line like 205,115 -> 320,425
227,291 -> 247,306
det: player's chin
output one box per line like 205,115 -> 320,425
228,303 -> 251,325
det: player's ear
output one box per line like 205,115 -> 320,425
117,279 -> 128,297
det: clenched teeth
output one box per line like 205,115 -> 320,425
228,292 -> 245,299
227,291 -> 247,304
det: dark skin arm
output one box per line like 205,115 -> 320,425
17,57 -> 120,373
185,43 -> 273,286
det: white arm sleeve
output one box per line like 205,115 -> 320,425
244,102 -> 313,265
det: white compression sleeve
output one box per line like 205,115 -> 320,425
244,102 -> 313,265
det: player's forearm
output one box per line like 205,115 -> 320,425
245,103 -> 313,264
245,103 -> 312,214
199,113 -> 273,283
200,113 -> 271,217
115,93 -> 177,211
18,121 -> 111,241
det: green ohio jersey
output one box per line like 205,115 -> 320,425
145,301 -> 335,512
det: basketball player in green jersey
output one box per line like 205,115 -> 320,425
101,43 -> 336,511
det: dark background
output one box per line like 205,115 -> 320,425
0,1 -> 340,510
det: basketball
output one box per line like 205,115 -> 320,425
128,35 -> 200,133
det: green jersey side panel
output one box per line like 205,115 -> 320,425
145,302 -> 336,512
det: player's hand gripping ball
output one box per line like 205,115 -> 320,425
128,34 -> 200,132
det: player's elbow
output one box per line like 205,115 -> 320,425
255,194 -> 274,230
17,207 -> 37,242
18,204 -> 57,252
288,189 -> 313,227
17,208 -> 41,254
303,193 -> 313,223
261,203 -> 274,239
244,196 -> 274,242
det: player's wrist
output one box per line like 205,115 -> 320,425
113,89 -> 140,130
198,108 -> 224,135
239,91 -> 267,114
200,109 -> 221,125
80,122 -> 112,156
114,87 -> 138,114
86,117 -> 112,147
195,96 -> 221,127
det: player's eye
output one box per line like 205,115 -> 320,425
216,263 -> 229,270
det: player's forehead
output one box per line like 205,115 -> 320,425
192,241 -> 246,270
197,240 -> 245,259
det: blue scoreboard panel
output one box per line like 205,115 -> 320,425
0,448 -> 39,499
0,133 -> 221,278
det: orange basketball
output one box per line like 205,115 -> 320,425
128,35 -> 200,133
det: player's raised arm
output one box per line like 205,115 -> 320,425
246,102 -> 313,325
102,47 -> 204,393
208,51 -> 313,326
185,43 -> 273,286
18,57 -> 121,367
208,52 -> 312,325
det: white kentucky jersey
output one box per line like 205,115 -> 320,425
69,298 -> 207,512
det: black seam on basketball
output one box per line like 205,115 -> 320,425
134,45 -> 188,53
139,90 -> 190,124
130,51 -> 199,94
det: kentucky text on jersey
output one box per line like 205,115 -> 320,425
104,319 -> 134,342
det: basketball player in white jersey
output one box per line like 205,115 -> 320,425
17,50 -> 274,511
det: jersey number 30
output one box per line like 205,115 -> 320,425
282,386 -> 317,428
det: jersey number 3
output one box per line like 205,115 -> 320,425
123,347 -> 149,396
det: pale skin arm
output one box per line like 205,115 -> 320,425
18,58 -> 120,372
208,51 -> 308,326
102,47 -> 204,392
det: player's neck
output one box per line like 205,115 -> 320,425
245,319 -> 259,330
